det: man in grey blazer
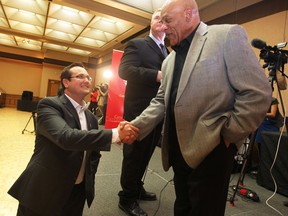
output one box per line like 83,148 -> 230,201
130,0 -> 272,215
8,62 -> 138,216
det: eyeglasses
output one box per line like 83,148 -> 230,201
69,74 -> 92,81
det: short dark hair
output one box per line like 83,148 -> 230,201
60,62 -> 85,91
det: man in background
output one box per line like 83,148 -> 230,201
130,0 -> 271,215
118,8 -> 168,216
8,62 -> 138,216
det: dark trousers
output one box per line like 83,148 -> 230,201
102,104 -> 107,124
119,124 -> 162,203
17,182 -> 86,216
171,140 -> 236,216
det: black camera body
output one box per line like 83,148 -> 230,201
251,38 -> 288,67
259,45 -> 288,67
251,38 -> 288,79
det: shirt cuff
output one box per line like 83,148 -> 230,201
112,128 -> 121,144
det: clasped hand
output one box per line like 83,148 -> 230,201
117,121 -> 139,144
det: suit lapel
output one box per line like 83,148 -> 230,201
176,22 -> 208,103
85,110 -> 97,130
145,36 -> 165,60
164,52 -> 176,104
60,95 -> 81,129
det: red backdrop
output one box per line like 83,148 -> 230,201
105,50 -> 125,128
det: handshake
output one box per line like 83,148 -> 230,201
117,121 -> 139,144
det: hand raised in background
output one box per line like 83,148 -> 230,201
117,121 -> 139,144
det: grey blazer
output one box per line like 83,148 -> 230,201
132,22 -> 271,170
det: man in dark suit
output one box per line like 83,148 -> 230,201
118,8 -> 168,216
130,0 -> 272,215
8,62 -> 138,216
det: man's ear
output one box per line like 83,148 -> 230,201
62,79 -> 69,89
184,8 -> 192,22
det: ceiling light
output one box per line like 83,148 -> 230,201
101,17 -> 116,24
62,6 -> 79,13
22,39 -> 30,44
57,20 -> 72,25
18,10 -> 35,16
103,70 -> 112,79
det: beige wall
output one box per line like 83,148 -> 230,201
0,59 -> 96,101
0,58 -> 42,96
39,63 -> 63,98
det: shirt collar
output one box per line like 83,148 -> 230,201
65,94 -> 87,111
149,33 -> 165,47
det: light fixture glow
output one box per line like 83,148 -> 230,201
103,70 -> 112,79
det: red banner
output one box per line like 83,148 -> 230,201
105,50 -> 125,128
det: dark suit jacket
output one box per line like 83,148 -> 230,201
8,95 -> 112,215
119,35 -> 167,121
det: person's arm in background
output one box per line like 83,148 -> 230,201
98,87 -> 107,97
266,98 -> 278,119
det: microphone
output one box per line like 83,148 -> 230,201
251,38 -> 267,49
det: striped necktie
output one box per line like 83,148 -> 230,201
160,44 -> 168,57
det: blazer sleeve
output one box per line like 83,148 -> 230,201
36,97 -> 112,152
131,81 -> 166,140
221,25 -> 272,142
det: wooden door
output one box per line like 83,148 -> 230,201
47,79 -> 60,96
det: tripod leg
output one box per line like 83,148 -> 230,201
229,131 -> 257,206
22,113 -> 35,134
22,115 -> 32,134
240,132 -> 257,184
32,112 -> 37,132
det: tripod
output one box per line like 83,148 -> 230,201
229,45 -> 288,205
22,111 -> 37,134
229,131 -> 257,206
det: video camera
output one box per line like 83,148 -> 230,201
251,38 -> 288,90
251,38 -> 288,70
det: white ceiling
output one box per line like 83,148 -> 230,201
0,0 -> 262,59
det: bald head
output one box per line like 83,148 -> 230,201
161,0 -> 200,46
162,0 -> 198,10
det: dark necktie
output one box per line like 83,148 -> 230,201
160,44 -> 168,57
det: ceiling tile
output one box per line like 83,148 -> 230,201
49,3 -> 94,26
9,20 -> 44,35
4,6 -> 46,27
1,0 -> 48,15
43,43 -> 68,51
0,18 -> 9,27
15,36 -> 42,51
0,33 -> 15,46
75,36 -> 106,48
46,18 -> 84,35
67,47 -> 91,56
45,29 -> 76,41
